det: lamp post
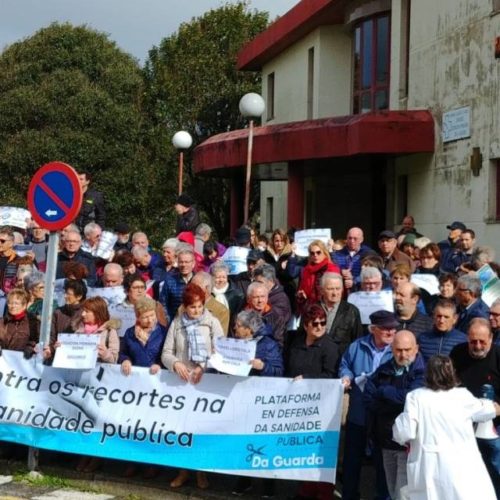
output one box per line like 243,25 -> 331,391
239,93 -> 265,224
172,131 -> 193,195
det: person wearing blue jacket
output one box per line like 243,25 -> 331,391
418,298 -> 467,362
339,310 -> 397,500
119,296 -> 168,479
231,309 -> 282,496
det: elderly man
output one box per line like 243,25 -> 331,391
194,223 -> 212,256
153,238 -> 179,282
252,264 -> 291,342
490,299 -> 500,345
0,226 -> 20,293
245,282 -> 284,344
75,171 -> 105,232
319,272 -> 363,355
101,263 -> 124,288
159,247 -> 195,322
394,282 -> 432,337
378,230 -> 415,273
333,227 -> 372,285
364,330 -> 425,500
360,266 -> 384,292
131,231 -> 163,268
113,222 -> 132,252
81,222 -> 102,256
455,274 -> 490,333
56,230 -> 97,286
450,318 -> 500,498
340,310 -> 398,500
418,298 -> 467,361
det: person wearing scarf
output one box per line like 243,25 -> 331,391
161,282 -> 224,490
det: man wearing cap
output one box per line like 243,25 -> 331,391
378,230 -> 415,274
364,330 -> 424,500
221,227 -> 251,276
114,222 -> 132,252
394,282 -> 433,338
339,310 -> 398,500
231,249 -> 264,296
174,194 -> 200,235
438,220 -> 466,273
75,171 -> 105,233
450,318 -> 500,498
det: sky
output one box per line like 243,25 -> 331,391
0,0 -> 299,64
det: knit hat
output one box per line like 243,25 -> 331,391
175,194 -> 194,208
236,227 -> 251,246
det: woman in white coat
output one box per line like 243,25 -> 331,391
393,355 -> 500,500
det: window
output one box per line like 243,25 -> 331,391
265,197 -> 274,232
353,13 -> 391,114
266,73 -> 275,121
307,47 -> 315,119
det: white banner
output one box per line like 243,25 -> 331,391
411,274 -> 439,296
86,286 -> 126,308
294,229 -> 332,257
0,206 -> 31,229
208,337 -> 257,377
347,290 -> 394,324
477,264 -> 500,307
0,351 -> 342,482
52,333 -> 101,369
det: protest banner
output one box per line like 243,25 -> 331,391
294,229 -> 332,257
208,337 -> 257,377
108,303 -> 137,337
87,286 -> 126,308
0,207 -> 31,229
0,350 -> 343,483
221,246 -> 250,275
95,231 -> 118,260
411,274 -> 439,296
347,290 -> 394,324
477,264 -> 500,307
52,334 -> 101,370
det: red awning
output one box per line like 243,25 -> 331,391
193,111 -> 435,176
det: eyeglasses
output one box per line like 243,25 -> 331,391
490,312 -> 500,318
65,240 -> 80,244
311,320 -> 326,327
457,288 -> 470,292
130,285 -> 146,291
309,250 -> 322,256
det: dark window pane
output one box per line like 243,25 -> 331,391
361,93 -> 371,113
353,27 -> 361,91
362,20 -> 373,89
376,16 -> 390,84
375,89 -> 388,110
353,94 -> 360,114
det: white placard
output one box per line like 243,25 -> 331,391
477,264 -> 500,307
411,274 -> 440,296
95,231 -> 118,260
87,286 -> 126,308
108,303 -> 137,337
442,106 -> 471,143
208,337 -> 257,377
347,290 -> 394,324
221,246 -> 250,275
52,333 -> 101,369
294,229 -> 332,257
0,207 -> 31,229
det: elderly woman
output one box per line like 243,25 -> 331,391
210,261 -> 244,329
162,282 -> 223,490
0,289 -> 39,355
393,355 -> 499,499
15,256 -> 35,288
24,271 -> 57,320
295,240 -> 340,312
153,238 -> 179,281
119,296 -> 168,478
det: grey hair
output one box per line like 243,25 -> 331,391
195,223 -> 212,238
83,222 -> 101,238
320,272 -> 343,288
247,281 -> 268,298
162,237 -> 179,250
491,298 -> 500,309
360,266 -> 382,282
193,271 -> 212,294
131,246 -> 149,259
457,274 -> 482,298
253,263 -> 276,282
414,237 -> 432,250
471,246 -> 496,270
236,309 -> 264,335
176,244 -> 195,258
103,262 -> 123,278
24,271 -> 45,291
210,261 -> 230,276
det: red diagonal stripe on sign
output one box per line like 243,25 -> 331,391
38,177 -> 71,214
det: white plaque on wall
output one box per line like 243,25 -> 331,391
442,106 -> 471,143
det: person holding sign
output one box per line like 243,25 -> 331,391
119,296 -> 167,479
161,282 -> 223,490
296,240 -> 340,313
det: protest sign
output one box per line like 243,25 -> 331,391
87,286 -> 126,308
95,231 -> 118,260
347,290 -> 394,324
208,337 -> 257,377
52,334 -> 100,369
0,207 -> 31,229
411,274 -> 440,296
0,350 -> 343,483
221,246 -> 250,275
108,303 -> 137,337
294,229 -> 332,257
477,264 -> 500,307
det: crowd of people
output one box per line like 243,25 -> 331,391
0,175 -> 500,499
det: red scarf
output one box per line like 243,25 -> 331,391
299,259 -> 339,306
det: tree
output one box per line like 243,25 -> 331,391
143,1 -> 269,238
0,22 -> 174,241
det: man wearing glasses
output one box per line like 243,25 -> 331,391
0,226 -> 20,293
490,299 -> 500,345
339,310 -> 398,500
455,274 -> 490,333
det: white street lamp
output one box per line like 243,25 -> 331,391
172,131 -> 193,195
239,93 -> 265,224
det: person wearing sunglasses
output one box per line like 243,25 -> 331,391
0,226 -> 21,294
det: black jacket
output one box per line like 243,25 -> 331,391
175,206 -> 200,234
56,249 -> 97,286
325,301 -> 364,356
76,188 -> 105,231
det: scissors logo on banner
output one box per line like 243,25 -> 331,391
246,444 -> 266,462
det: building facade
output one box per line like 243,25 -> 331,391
193,0 -> 500,250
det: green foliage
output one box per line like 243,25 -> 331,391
0,22 -> 170,243
143,1 -> 269,236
